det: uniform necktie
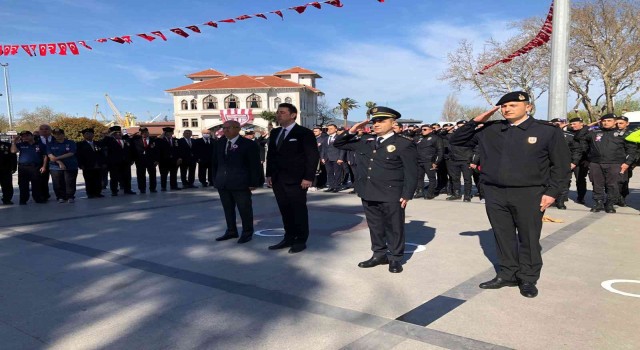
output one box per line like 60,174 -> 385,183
276,129 -> 286,148
226,140 -> 232,156
375,137 -> 383,149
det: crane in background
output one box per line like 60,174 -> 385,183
105,93 -> 137,128
92,104 -> 113,126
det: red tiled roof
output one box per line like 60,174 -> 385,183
166,74 -> 322,93
186,68 -> 227,78
273,66 -> 319,76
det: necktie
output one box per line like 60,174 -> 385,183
205,139 -> 209,145
143,138 -> 148,148
226,140 -> 232,156
329,135 -> 334,145
375,137 -> 383,149
118,139 -> 123,148
276,128 -> 286,148
187,139 -> 192,148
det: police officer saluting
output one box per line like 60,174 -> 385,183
334,107 -> 418,273
0,137 -> 17,204
449,92 -> 571,298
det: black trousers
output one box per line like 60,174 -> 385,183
136,161 -> 157,191
472,171 -> 485,199
82,168 -> 103,197
342,163 -> 354,186
436,161 -> 448,193
109,163 -> 132,193
218,188 -> 254,235
416,163 -> 437,195
18,165 -> 42,203
589,163 -> 619,203
484,185 -> 544,283
572,162 -> 589,200
447,160 -> 472,197
313,163 -> 327,188
101,168 -> 109,189
159,163 -> 179,189
40,169 -> 51,199
198,162 -> 213,186
362,199 -> 405,261
51,169 -> 78,200
619,167 -> 633,198
180,161 -> 196,186
272,180 -> 310,244
0,170 -> 13,202
325,160 -> 343,190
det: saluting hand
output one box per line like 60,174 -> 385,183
540,195 -> 555,212
472,106 -> 500,123
349,119 -> 370,134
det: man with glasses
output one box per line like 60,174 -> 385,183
414,124 -> 443,199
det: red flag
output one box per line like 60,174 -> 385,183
325,0 -> 343,7
58,43 -> 68,55
291,5 -> 307,14
0,46 -> 3,56
3,46 -> 10,56
255,13 -> 267,20
170,28 -> 190,37
96,38 -> 108,43
78,41 -> 93,50
137,33 -> 156,41
271,10 -> 284,19
29,44 -> 37,55
110,37 -> 126,44
152,31 -> 167,41
186,25 -> 201,33
9,45 -> 19,55
21,45 -> 34,57
220,18 -> 236,23
67,42 -> 80,55
236,15 -> 252,21
122,35 -> 132,43
47,43 -> 57,54
310,2 -> 322,9
39,44 -> 47,56
204,21 -> 218,28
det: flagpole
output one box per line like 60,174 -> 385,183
547,0 -> 571,120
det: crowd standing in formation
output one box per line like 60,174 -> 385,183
1,97 -> 639,298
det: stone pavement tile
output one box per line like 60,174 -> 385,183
0,321 -> 46,349
391,339 -> 448,350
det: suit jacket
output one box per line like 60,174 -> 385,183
178,138 -> 196,164
130,136 -> 159,165
212,136 -> 261,190
104,136 -> 134,166
321,134 -> 346,162
155,136 -> 180,165
76,140 -> 107,169
266,124 -> 320,185
334,133 -> 418,202
254,136 -> 268,162
0,141 -> 17,172
193,138 -> 215,164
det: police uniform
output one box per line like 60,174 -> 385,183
446,121 -> 474,201
414,126 -> 444,199
12,132 -> 47,204
549,118 -> 584,209
614,116 -> 635,206
449,92 -> 571,298
568,117 -> 589,204
0,141 -> 17,204
334,107 -> 418,273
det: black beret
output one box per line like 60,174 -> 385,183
162,127 -> 174,132
369,106 -> 401,122
443,123 -> 454,127
569,117 -> 583,123
139,127 -> 149,132
549,118 -> 560,123
80,128 -> 95,134
109,126 -> 122,132
616,116 -> 629,122
600,113 -> 617,120
456,120 -> 467,125
244,130 -> 255,135
430,123 -> 440,127
495,91 -> 530,106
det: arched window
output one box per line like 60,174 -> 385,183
224,94 -> 239,109
181,100 -> 188,110
274,97 -> 282,109
246,94 -> 262,108
203,95 -> 218,110
190,99 -> 197,110
285,97 -> 292,104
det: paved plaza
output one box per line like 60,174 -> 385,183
0,171 -> 639,350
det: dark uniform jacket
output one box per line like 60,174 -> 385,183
76,140 -> 107,169
130,136 -> 159,165
177,138 -> 196,164
266,124 -> 320,185
321,134 -> 347,162
0,142 -> 17,172
560,130 -> 584,166
334,133 -> 418,202
212,136 -> 261,190
415,134 -> 444,164
193,138 -> 215,164
449,118 -> 571,199
103,137 -> 134,166
578,127 -> 636,165
446,133 -> 473,162
155,136 -> 180,166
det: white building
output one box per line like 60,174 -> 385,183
166,67 -> 323,137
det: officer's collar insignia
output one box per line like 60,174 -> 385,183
387,144 -> 396,152
518,94 -> 526,101
527,137 -> 537,144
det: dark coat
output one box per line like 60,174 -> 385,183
212,136 -> 261,190
0,141 -> 17,172
178,138 -> 197,164
76,140 -> 107,169
155,136 -> 180,166
130,136 -> 159,165
266,124 -> 320,185
320,134 -> 347,162
193,138 -> 215,164
103,136 -> 134,166
415,134 -> 444,164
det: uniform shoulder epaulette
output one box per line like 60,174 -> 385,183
398,134 -> 413,141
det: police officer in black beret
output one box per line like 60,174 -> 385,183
414,124 -> 444,199
449,91 -> 571,298
334,107 -> 418,273
0,137 -> 17,204
550,118 -> 584,209
568,117 -> 589,204
614,115 -> 636,207
76,128 -> 107,198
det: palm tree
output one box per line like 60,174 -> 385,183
335,98 -> 359,128
365,101 -> 377,117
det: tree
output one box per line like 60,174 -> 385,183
15,106 -> 71,132
314,98 -> 337,126
260,110 -> 277,128
441,94 -> 464,122
365,101 -> 377,117
335,98 -> 359,128
0,114 -> 9,133
51,117 -> 109,142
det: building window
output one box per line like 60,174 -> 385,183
246,94 -> 262,108
203,95 -> 218,109
182,119 -> 189,127
181,100 -> 188,110
190,99 -> 197,110
274,97 -> 281,109
285,97 -> 292,104
225,94 -> 239,109
191,119 -> 199,128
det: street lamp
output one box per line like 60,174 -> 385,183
0,63 -> 14,130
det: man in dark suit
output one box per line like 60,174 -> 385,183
321,124 -> 347,193
104,126 -> 136,196
156,127 -> 182,191
0,139 -> 17,204
312,127 -> 328,189
38,124 -> 53,201
266,103 -> 320,254
130,127 -> 159,193
76,128 -> 107,198
244,130 -> 267,187
334,107 -> 418,273
178,130 -> 197,188
213,121 -> 262,244
193,129 -> 215,187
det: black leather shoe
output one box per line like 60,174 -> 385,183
446,194 -> 462,201
463,197 -> 471,202
605,204 -> 616,213
150,189 -> 157,193
288,244 -> 306,253
215,233 -> 239,241
556,202 -> 567,210
348,190 -> 356,194
139,191 -> 146,194
111,192 -> 118,197
331,189 -> 341,193
414,191 -> 424,199
590,200 -> 604,212
237,235 -> 252,244
323,188 -> 335,193
518,281 -> 538,298
358,255 -> 389,268
124,191 -> 137,195
618,197 -> 627,207
576,197 -> 585,204
388,260 -> 403,273
268,239 -> 293,250
479,277 -> 518,289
